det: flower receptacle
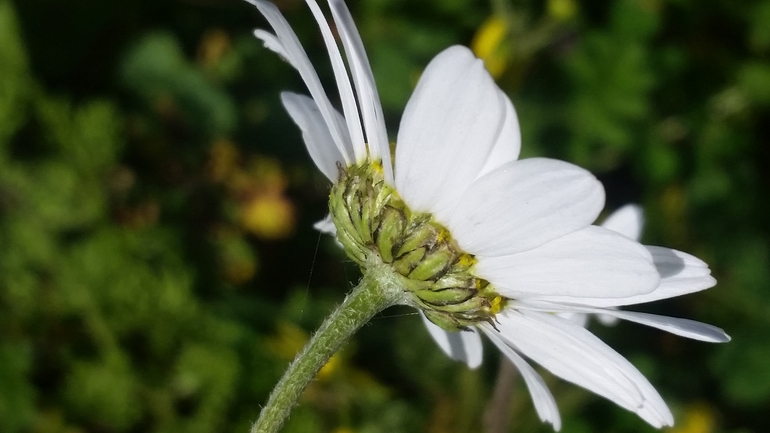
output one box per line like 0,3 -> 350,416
329,160 -> 505,332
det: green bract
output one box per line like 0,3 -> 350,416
329,161 -> 505,331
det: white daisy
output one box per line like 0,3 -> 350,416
247,0 -> 729,430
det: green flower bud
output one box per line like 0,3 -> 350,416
329,160 -> 507,331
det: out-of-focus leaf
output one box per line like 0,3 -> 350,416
120,32 -> 236,138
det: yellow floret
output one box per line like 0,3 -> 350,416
490,296 -> 504,315
457,253 -> 477,267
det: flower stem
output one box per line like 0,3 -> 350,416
251,265 -> 404,433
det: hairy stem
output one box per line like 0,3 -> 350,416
251,264 -> 404,433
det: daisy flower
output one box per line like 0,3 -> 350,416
247,0 -> 729,430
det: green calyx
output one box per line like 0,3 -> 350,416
329,160 -> 506,331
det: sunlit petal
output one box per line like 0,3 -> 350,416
531,246 -> 716,307
478,226 -> 659,299
396,46 -> 507,222
447,158 -> 604,257
601,204 -> 645,241
493,310 -> 674,428
475,94 -> 521,179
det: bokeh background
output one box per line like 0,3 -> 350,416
0,0 -> 768,432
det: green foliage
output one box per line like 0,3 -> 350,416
0,0 -> 768,432
120,32 -> 237,138
0,0 -> 30,146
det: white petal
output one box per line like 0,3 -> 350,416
327,0 -> 394,183
304,0 -> 367,161
558,311 -> 618,328
517,300 -> 730,343
530,247 -> 716,307
420,312 -> 483,369
395,46 -> 507,221
476,94 -> 521,179
558,312 -> 589,328
281,92 -> 345,181
590,310 -> 730,343
253,30 -> 292,63
494,310 -> 673,428
482,327 -> 562,430
478,226 -> 659,299
247,0 -> 353,162
628,246 -> 717,304
313,215 -> 336,236
447,158 -> 605,257
596,313 -> 620,326
601,204 -> 645,241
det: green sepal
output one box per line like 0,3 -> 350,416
408,246 -> 456,281
375,206 -> 405,264
330,179 -> 364,246
393,247 -> 425,276
334,216 -> 368,265
422,308 -> 468,332
433,273 -> 476,290
356,190 -> 374,245
431,295 -> 490,314
345,177 -> 372,245
396,221 -> 436,258
413,287 -> 475,306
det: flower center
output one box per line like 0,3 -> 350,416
329,161 -> 505,331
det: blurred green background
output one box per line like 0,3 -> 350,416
0,0 -> 767,432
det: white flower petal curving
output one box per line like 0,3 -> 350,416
483,327 -> 562,430
313,214 -> 336,235
253,30 -> 292,64
475,94 -> 521,179
447,158 -> 605,257
327,0 -> 394,184
281,92 -> 345,181
517,300 -> 730,343
420,312 -> 483,369
558,312 -> 590,328
304,0 -> 367,161
395,46 -> 507,221
601,204 -> 645,240
494,310 -> 674,428
478,226 -> 659,299
247,0 -> 354,162
586,310 -> 730,343
533,246 -> 716,307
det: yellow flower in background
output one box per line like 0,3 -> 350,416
471,16 -> 510,79
206,140 -> 297,240
239,157 -> 296,239
547,0 -> 578,21
668,404 -> 716,433
240,193 -> 295,239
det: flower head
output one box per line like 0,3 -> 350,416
248,0 -> 729,430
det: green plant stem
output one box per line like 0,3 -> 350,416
251,264 -> 404,433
